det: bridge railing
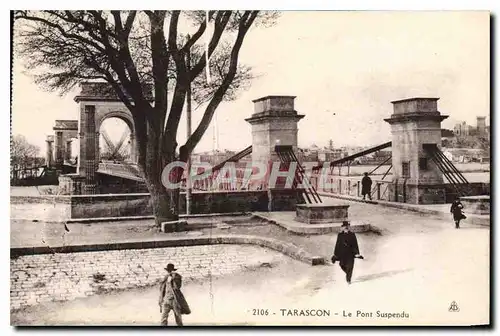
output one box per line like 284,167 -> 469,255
308,173 -> 393,201
182,168 -> 394,198
183,175 -> 266,191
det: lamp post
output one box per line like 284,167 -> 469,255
186,35 -> 192,215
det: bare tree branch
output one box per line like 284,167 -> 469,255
182,11 -> 259,158
188,10 -> 232,81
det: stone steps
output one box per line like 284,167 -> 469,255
253,212 -> 371,235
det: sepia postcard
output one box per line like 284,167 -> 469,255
10,10 -> 490,327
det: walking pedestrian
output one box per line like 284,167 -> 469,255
159,263 -> 191,326
361,172 -> 372,201
331,222 -> 364,284
450,198 -> 466,229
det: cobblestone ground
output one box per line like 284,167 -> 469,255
10,244 -> 283,311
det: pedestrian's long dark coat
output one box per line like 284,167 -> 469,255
450,201 -> 465,221
361,176 -> 372,194
159,272 -> 191,315
334,231 -> 360,260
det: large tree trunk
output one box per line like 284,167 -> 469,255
146,177 -> 180,227
140,126 -> 183,228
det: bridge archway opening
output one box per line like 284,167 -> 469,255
98,116 -> 136,164
68,136 -> 79,164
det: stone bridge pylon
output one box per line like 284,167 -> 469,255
50,82 -> 146,195
384,97 -> 449,204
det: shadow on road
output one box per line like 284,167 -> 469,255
354,268 -> 413,283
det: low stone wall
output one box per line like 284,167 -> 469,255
10,196 -> 71,221
444,183 -> 490,203
70,194 -> 152,219
178,190 -> 268,214
460,196 -> 490,215
10,244 -> 290,311
11,189 -> 299,221
386,182 -> 489,204
10,196 -> 67,204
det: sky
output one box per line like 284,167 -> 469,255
11,11 -> 490,155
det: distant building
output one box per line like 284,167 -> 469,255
317,148 -> 347,162
453,116 -> 488,137
441,147 -> 485,163
298,143 -> 348,163
357,148 -> 391,165
343,146 -> 365,157
298,148 -> 319,162
453,121 -> 474,136
192,150 -> 237,166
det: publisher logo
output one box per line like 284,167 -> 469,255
448,301 -> 460,312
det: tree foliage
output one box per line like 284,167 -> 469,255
11,134 -> 41,170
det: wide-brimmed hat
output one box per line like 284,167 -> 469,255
165,263 -> 177,271
341,221 -> 350,227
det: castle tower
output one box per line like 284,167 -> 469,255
477,116 -> 486,135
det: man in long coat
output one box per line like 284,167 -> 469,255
450,198 -> 466,229
332,222 -> 364,284
159,263 -> 191,326
361,172 -> 372,201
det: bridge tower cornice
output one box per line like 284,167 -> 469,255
246,95 -> 304,169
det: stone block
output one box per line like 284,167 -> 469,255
161,220 -> 188,233
295,203 -> 349,224
268,188 -> 300,211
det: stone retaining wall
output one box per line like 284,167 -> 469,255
10,196 -> 71,222
10,190 -> 299,221
70,194 -> 151,218
10,234 -> 325,266
10,244 -> 285,311
178,190 -> 268,214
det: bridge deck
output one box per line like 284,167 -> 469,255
96,162 -> 144,182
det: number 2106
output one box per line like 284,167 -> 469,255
253,309 -> 269,316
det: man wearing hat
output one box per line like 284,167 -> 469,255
158,263 -> 191,326
331,222 -> 364,284
361,172 -> 373,201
